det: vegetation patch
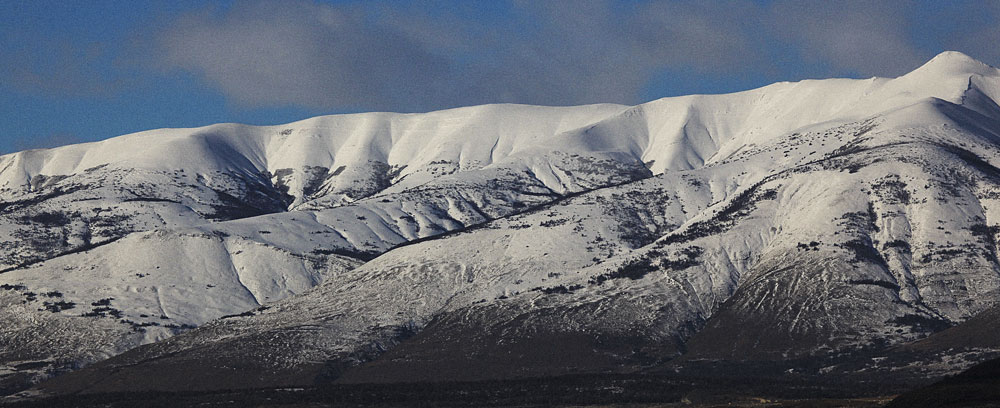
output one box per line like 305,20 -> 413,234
23,211 -> 72,227
311,247 -> 380,262
797,241 -> 821,251
836,206 -> 879,234
539,218 -> 568,228
532,284 -> 584,295
41,300 -> 76,312
220,306 -> 270,319
942,144 -> 1000,181
91,298 -> 113,306
83,298 -> 123,318
847,279 -> 901,291
590,246 -> 704,285
83,307 -> 123,318
919,248 -> 968,263
838,238 -> 887,266
890,314 -> 952,332
871,176 -> 911,205
659,182 -> 780,246
882,240 -> 911,253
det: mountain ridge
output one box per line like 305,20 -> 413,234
3,51 -> 1000,402
5,51 -> 997,190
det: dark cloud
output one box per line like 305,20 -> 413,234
768,0 -> 927,76
451,1 -> 659,106
631,1 -> 769,70
155,1 -> 453,111
7,0 -> 999,113
149,0 -> 776,110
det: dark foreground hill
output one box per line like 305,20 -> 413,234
887,357 -> 1000,408
4,373 -> 898,408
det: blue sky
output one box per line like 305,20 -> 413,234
1,0 -> 998,154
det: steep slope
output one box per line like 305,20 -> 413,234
0,105 -> 656,391
22,52 -> 1000,399
5,51 -> 1000,400
0,104 -> 633,269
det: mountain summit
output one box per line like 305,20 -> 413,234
2,52 -> 1000,403
913,50 -> 999,77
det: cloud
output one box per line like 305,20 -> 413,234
768,0 -> 927,76
149,0 -> 776,111
630,1 -> 769,70
131,0 -> 992,112
155,1 -> 453,111
449,1 -> 659,106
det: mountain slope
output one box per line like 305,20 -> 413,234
3,51 -> 1000,400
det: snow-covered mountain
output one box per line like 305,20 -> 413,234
3,51 -> 1000,399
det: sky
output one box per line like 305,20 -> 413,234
1,0 -> 999,154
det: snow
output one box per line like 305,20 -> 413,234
2,51 -> 1000,391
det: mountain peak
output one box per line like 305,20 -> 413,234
909,51 -> 998,78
